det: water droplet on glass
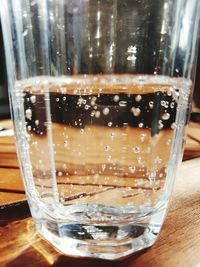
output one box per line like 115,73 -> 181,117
108,122 -> 113,127
63,96 -> 66,101
35,120 -> 39,126
56,97 -> 59,102
58,171 -> 63,177
103,107 -> 110,115
138,123 -> 144,128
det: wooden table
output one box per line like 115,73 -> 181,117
0,120 -> 200,267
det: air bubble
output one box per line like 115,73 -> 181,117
154,156 -> 162,164
22,29 -> 28,37
166,138 -> 171,145
113,95 -> 119,102
27,125 -> 31,131
80,129 -> 85,134
95,111 -> 101,118
108,122 -> 113,127
63,96 -> 66,101
162,113 -> 170,120
170,102 -> 175,109
25,109 -> 32,120
90,110 -> 95,117
149,101 -> 154,109
131,107 -> 141,117
110,132 -> 116,139
135,94 -> 142,102
104,145 -> 110,151
103,107 -> 110,115
85,105 -> 90,110
56,98 -> 59,102
161,100 -> 165,106
158,120 -> 164,130
138,123 -> 144,128
129,166 -> 136,173
132,146 -> 140,153
30,95 -> 36,103
119,101 -> 127,107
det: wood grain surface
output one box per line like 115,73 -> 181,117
0,119 -> 200,267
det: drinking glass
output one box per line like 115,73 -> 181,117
1,0 -> 199,260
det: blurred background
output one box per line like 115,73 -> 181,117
0,18 -> 199,120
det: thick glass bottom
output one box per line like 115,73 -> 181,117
34,207 -> 166,260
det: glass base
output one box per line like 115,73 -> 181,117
35,214 -> 163,260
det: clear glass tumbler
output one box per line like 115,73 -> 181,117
1,0 -> 200,260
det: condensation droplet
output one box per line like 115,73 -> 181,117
103,107 -> 110,115
162,113 -> 170,120
131,107 -> 141,117
135,94 -> 142,102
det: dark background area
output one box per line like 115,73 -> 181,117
0,16 -> 199,120
0,22 -> 10,119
